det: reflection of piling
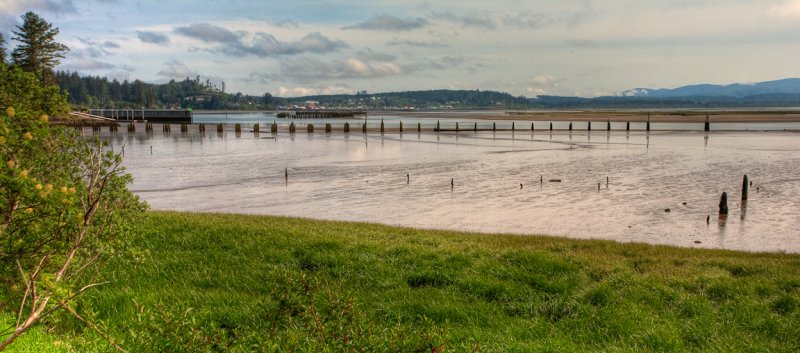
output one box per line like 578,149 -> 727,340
344,122 -> 350,133
719,192 -> 729,217
704,115 -> 710,132
325,123 -> 331,133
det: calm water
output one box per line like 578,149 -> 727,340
103,127 -> 800,253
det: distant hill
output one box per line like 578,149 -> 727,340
287,90 -> 528,109
621,78 -> 800,99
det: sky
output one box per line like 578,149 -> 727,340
2,0 -> 800,97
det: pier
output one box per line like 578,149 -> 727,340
87,109 -> 192,123
279,110 -> 367,119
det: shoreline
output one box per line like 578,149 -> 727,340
376,110 -> 800,123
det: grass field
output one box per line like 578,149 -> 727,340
6,211 -> 800,352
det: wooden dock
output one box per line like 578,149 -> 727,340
87,109 -> 192,123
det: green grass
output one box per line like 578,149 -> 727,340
10,211 -> 800,352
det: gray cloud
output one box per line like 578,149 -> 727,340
234,32 -> 348,56
157,59 -> 198,79
344,16 -> 428,31
60,57 -> 114,71
243,72 -> 281,84
502,11 -> 553,28
175,23 -> 242,43
432,11 -> 497,30
137,31 -> 170,45
75,37 -> 119,58
356,48 -> 396,62
386,39 -> 450,48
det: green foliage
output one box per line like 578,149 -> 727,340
10,12 -> 68,80
0,34 -> 7,66
0,83 -> 145,348
36,212 -> 800,352
0,65 -> 69,117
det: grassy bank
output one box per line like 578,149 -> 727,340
11,211 -> 800,352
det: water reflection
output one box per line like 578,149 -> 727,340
107,129 -> 800,253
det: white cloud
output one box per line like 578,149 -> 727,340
769,0 -> 800,18
278,85 -> 352,97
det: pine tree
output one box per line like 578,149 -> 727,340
11,12 -> 69,78
0,33 -> 7,65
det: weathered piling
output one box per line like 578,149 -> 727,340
512,122 -> 515,131
128,123 -> 135,133
217,124 -> 224,133
417,123 -> 421,132
407,173 -> 410,184
531,122 -> 534,131
719,192 -> 729,216
344,122 -> 350,133
198,124 -> 205,133
587,121 -> 592,131
607,120 -> 611,131
450,178 -> 454,189
285,168 -> 288,184
436,120 -> 440,132
254,124 -> 260,133
380,119 -> 384,133
162,124 -> 169,133
626,122 -> 630,131
181,124 -> 188,133
569,122 -> 572,131
550,122 -> 553,131
456,122 -> 459,132
742,175 -> 749,202
399,121 -> 403,132
646,113 -> 651,131
307,124 -> 314,133
361,123 -> 366,133
493,122 -> 496,131
704,115 -> 710,132
289,122 -> 296,133
325,123 -> 331,133
475,123 -> 478,132
235,123 -> 242,133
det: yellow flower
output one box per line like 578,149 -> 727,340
35,183 -> 42,190
6,107 -> 15,117
0,137 -> 6,144
68,187 -> 76,194
60,186 -> 68,193
6,160 -> 15,169
25,208 -> 33,213
45,184 -> 53,191
19,169 -> 29,178
39,115 -> 49,122
22,132 -> 33,141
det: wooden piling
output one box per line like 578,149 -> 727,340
128,123 -> 135,133
456,122 -> 459,132
719,192 -> 728,216
646,113 -> 651,131
362,123 -> 366,133
198,124 -> 204,133
626,122 -> 630,131
742,175 -> 749,201
162,124 -> 169,133
290,122 -> 296,133
399,121 -> 403,133
217,124 -> 224,133
704,115 -> 710,132
569,122 -> 572,131
607,120 -> 611,131
550,122 -> 553,131
380,119 -> 384,133
307,124 -> 314,133
436,120 -> 440,132
254,124 -> 260,133
271,122 -> 278,133
181,124 -> 188,133
474,123 -> 477,132
512,122 -> 515,131
531,122 -> 534,131
344,122 -> 350,133
235,124 -> 241,133
325,123 -> 331,133
493,122 -> 496,131
587,121 -> 591,131
417,123 -> 421,132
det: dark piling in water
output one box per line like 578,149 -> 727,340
742,175 -> 749,205
569,122 -> 572,131
284,168 -> 288,185
307,124 -> 314,133
607,120 -> 611,131
474,122 -> 478,132
719,192 -> 728,217
344,122 -> 350,133
456,122 -> 460,132
588,121 -> 591,131
646,113 -> 651,131
436,120 -> 440,132
550,122 -> 553,131
512,122 -> 515,131
362,123 -> 366,133
407,174 -> 410,184
531,122 -> 534,131
325,123 -> 331,133
235,123 -> 241,133
704,115 -> 710,132
253,124 -> 260,133
217,123 -> 224,133
626,122 -> 630,131
451,178 -> 454,190
290,122 -> 296,133
271,122 -> 278,133
380,119 -> 384,134
418,122 -> 421,133
399,121 -> 403,133
198,124 -> 205,134
493,122 -> 496,131
181,124 -> 188,133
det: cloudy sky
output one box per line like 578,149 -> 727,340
2,0 -> 800,97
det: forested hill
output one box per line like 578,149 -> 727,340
293,90 -> 529,109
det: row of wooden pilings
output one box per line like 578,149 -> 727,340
102,116 -> 715,134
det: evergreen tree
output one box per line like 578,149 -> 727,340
0,33 -> 7,65
11,12 -> 69,79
